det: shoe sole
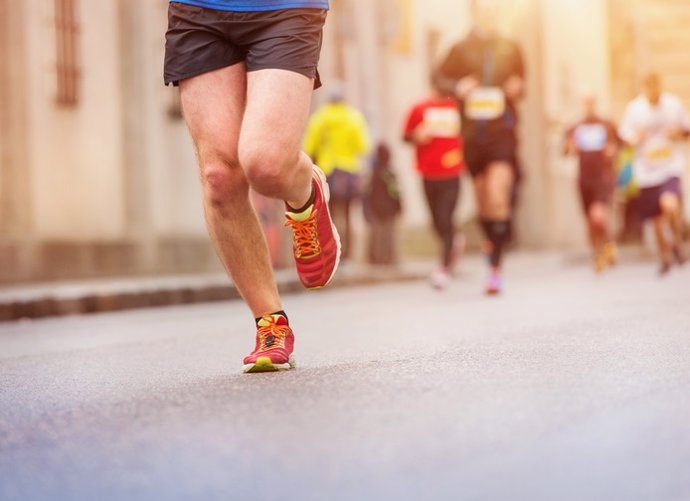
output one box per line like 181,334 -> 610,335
243,355 -> 296,374
307,166 -> 342,290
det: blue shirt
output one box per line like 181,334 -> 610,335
170,0 -> 329,11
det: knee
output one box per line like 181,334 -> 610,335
588,205 -> 608,228
660,193 -> 680,213
484,195 -> 510,218
200,155 -> 247,208
240,144 -> 299,197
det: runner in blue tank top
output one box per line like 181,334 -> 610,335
170,0 -> 328,11
164,0 -> 340,373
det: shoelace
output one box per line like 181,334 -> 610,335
285,210 -> 321,259
257,321 -> 291,351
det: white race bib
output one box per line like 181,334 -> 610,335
465,87 -> 506,120
642,134 -> 673,167
423,107 -> 460,138
574,124 -> 607,152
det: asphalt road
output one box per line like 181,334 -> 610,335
1,254 -> 689,501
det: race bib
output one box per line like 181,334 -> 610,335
643,134 -> 673,167
574,124 -> 607,152
465,87 -> 506,120
423,107 -> 460,137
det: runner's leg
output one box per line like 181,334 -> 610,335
240,67 -> 341,289
436,179 -> 460,268
239,69 -> 314,208
588,202 -> 608,252
659,192 -> 682,247
653,215 -> 671,267
180,64 -> 282,318
482,161 -> 515,267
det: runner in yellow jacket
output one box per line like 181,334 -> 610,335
303,96 -> 371,176
304,91 -> 371,259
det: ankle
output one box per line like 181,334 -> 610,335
286,183 -> 315,213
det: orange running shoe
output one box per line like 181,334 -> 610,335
285,165 -> 341,289
243,313 -> 295,373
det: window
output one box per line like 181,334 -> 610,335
54,0 -> 80,106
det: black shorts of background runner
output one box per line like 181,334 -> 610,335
463,138 -> 519,177
638,177 -> 682,221
578,178 -> 614,213
164,3 -> 326,87
423,177 -> 461,268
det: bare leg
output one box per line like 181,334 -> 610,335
479,161 -> 515,268
483,162 -> 515,221
587,202 -> 609,253
239,69 -> 315,209
472,174 -> 488,219
653,215 -> 671,265
329,199 -> 350,259
180,64 -> 281,318
660,192 -> 682,248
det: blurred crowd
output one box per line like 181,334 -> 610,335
302,0 -> 690,294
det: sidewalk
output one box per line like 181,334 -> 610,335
0,261 -> 431,322
0,247 -> 658,322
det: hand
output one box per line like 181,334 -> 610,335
412,123 -> 433,145
502,74 -> 523,100
635,129 -> 647,146
665,126 -> 686,141
603,143 -> 617,160
563,136 -> 576,156
454,75 -> 480,100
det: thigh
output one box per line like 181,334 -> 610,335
440,178 -> 461,214
472,172 -> 488,215
485,161 -> 516,200
179,63 -> 247,163
422,179 -> 438,209
423,180 -> 443,222
660,178 -> 682,209
239,69 -> 315,163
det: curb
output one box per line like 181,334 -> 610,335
0,268 -> 427,322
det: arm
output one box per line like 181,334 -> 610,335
666,99 -> 690,141
502,41 -> 525,101
604,121 -> 620,159
402,104 -> 429,145
618,104 -> 645,147
433,43 -> 478,100
563,126 -> 576,156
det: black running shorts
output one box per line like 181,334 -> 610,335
164,3 -> 326,87
463,138 -> 518,177
578,179 -> 614,213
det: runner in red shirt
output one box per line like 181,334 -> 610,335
403,93 -> 467,289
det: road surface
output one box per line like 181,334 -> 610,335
1,254 -> 689,500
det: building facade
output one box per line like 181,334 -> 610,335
1,0 -> 688,283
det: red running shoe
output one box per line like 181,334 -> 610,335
285,165 -> 341,289
243,313 -> 295,373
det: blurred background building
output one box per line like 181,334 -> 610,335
1,0 -> 689,283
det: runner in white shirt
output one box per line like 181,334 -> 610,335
619,73 -> 690,274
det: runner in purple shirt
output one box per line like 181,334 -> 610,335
564,93 -> 619,272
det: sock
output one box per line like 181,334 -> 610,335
479,218 -> 492,240
286,184 -> 315,214
486,220 -> 510,268
505,218 -> 514,244
255,310 -> 288,326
